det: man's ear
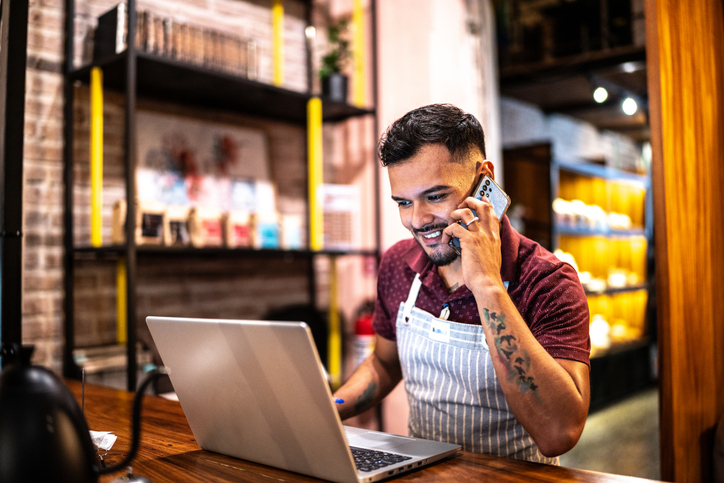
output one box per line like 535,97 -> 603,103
479,159 -> 495,180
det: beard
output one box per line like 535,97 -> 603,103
426,245 -> 459,266
412,223 -> 459,266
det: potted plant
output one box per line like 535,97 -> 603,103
319,16 -> 352,103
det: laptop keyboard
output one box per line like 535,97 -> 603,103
350,446 -> 412,473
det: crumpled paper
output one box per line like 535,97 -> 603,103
90,430 -> 117,452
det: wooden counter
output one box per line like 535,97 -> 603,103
68,380 -> 660,482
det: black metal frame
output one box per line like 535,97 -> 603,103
123,0 -> 139,390
62,0 -> 79,380
0,0 -> 29,366
62,0 -> 380,391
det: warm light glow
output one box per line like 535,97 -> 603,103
622,97 -> 638,115
305,26 -> 316,40
593,87 -> 608,103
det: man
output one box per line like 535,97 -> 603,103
334,104 -> 590,464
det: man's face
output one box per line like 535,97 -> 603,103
388,144 -> 483,266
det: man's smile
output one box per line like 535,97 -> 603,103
413,223 -> 449,246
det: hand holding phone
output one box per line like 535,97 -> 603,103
448,175 -> 511,254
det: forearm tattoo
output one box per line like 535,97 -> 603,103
355,382 -> 378,414
483,308 -> 541,402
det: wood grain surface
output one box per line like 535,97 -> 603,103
68,380 -> 661,483
646,0 -> 724,481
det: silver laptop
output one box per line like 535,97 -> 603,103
146,316 -> 460,483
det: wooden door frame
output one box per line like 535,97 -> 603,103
646,0 -> 724,481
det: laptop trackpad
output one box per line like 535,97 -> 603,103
346,430 -> 441,457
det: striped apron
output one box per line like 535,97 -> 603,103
395,274 -> 558,464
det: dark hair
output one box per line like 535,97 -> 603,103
377,103 -> 486,166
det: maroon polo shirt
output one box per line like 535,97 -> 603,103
372,216 -> 591,367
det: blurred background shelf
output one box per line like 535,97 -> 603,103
69,51 -> 374,125
62,0 -> 380,391
583,283 -> 649,296
557,159 -> 649,184
72,245 -> 380,259
557,225 -> 645,237
503,142 -> 655,409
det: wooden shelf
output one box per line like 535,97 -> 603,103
557,225 -> 646,238
584,283 -> 649,296
590,337 -> 651,360
73,245 -> 378,259
555,159 -> 649,185
500,45 -> 646,84
70,51 -> 375,124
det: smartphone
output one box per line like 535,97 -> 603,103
448,175 -> 511,254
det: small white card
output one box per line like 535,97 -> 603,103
429,319 -> 451,343
89,430 -> 117,452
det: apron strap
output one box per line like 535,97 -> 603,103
402,274 -> 423,325
402,275 -> 508,326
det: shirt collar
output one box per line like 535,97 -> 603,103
403,215 -> 520,285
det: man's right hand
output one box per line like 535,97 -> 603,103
333,335 -> 402,420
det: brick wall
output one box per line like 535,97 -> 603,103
73,254 -> 313,350
22,0 -> 378,373
24,5 -> 66,366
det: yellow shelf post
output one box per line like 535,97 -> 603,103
307,97 -> 339,385
352,0 -> 366,107
116,257 -> 127,345
307,97 -> 324,251
272,0 -> 284,86
328,255 -> 341,389
90,67 -> 104,247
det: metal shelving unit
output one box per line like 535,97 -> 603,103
68,51 -> 374,124
503,143 -> 655,409
62,0 -> 379,390
552,158 -> 654,409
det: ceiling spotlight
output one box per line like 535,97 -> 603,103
622,97 -> 638,115
622,62 -> 639,73
593,87 -> 608,103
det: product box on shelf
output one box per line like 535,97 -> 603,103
188,207 -> 223,248
252,212 -> 280,249
93,3 -> 127,60
321,184 -> 360,250
111,199 -> 125,244
111,199 -> 166,245
164,205 -> 191,247
280,214 -> 304,250
222,211 -> 252,248
96,6 -> 259,79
